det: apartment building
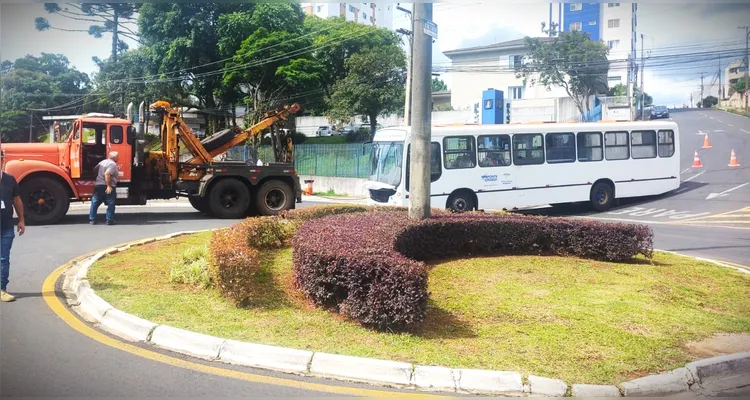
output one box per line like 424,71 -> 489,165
548,2 -> 637,90
302,2 -> 393,30
725,59 -> 748,97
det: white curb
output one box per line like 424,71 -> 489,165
620,367 -> 692,396
218,340 -> 313,374
529,375 -> 568,397
571,384 -> 621,397
412,365 -> 457,391
98,308 -> 157,343
456,369 -> 524,394
58,230 -> 750,397
309,352 -> 413,386
150,325 -> 226,361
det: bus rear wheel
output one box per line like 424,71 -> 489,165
447,191 -> 475,213
590,182 -> 614,212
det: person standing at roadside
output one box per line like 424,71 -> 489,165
1,151 -> 26,302
89,151 -> 119,226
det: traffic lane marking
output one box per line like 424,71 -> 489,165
683,171 -> 706,182
666,206 -> 750,224
42,264 -> 440,398
706,183 -> 750,200
605,206 -> 713,221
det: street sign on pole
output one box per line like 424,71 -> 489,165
424,20 -> 438,39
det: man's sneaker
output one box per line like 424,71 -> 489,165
1,291 -> 16,302
106,220 -> 116,226
89,220 -> 96,225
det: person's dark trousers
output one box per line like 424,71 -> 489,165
1,228 -> 14,291
89,185 -> 116,224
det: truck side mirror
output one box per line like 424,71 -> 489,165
127,126 -> 137,145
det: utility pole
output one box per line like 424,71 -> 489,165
740,26 -> 749,113
29,113 -> 33,142
719,53 -> 723,100
397,4 -> 414,126
639,34 -> 645,120
408,3 -> 434,220
700,72 -> 704,108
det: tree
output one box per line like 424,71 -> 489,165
734,77 -> 748,94
326,45 -> 406,139
432,77 -> 448,92
35,3 -> 139,62
516,30 -> 609,115
702,95 -> 718,108
607,83 -> 627,97
0,54 -> 91,142
633,87 -> 653,107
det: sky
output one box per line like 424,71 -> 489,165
2,2 -> 749,108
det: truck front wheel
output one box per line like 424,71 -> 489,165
188,196 -> 209,214
207,178 -> 251,219
20,177 -> 70,225
256,180 -> 294,216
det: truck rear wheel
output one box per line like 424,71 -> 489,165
20,177 -> 70,225
256,180 -> 294,216
207,178 -> 250,219
188,196 -> 209,214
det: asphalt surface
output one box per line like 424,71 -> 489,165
1,110 -> 748,397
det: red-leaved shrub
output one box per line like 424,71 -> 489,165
293,211 -> 653,330
208,226 -> 261,306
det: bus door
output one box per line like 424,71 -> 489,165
476,134 -> 515,206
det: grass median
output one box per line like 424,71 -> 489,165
88,231 -> 750,385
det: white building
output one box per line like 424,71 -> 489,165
302,2 -> 393,30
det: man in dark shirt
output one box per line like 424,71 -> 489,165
1,153 -> 25,302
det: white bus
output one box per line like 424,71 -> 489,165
364,120 -> 681,212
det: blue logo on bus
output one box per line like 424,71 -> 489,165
481,174 -> 498,182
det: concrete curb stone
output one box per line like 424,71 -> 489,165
218,340 -> 313,374
529,375 -> 568,397
620,367 -> 692,396
456,369 -> 524,394
571,384 -> 622,397
58,232 -> 750,397
149,325 -> 226,360
412,365 -> 457,391
309,352 -> 413,386
98,308 -> 158,343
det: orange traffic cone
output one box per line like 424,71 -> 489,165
728,149 -> 741,167
702,133 -> 712,149
692,151 -> 703,168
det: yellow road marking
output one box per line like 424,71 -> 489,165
667,206 -> 750,224
676,220 -> 750,224
42,263 -> 441,398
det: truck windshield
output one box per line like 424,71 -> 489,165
369,141 -> 404,187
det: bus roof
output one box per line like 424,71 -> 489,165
373,120 -> 678,141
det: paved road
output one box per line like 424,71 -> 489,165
2,110 -> 748,397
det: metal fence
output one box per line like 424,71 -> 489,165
226,143 -> 373,178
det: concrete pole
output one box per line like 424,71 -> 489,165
639,34 -> 645,119
407,3 -> 433,220
743,26 -> 749,113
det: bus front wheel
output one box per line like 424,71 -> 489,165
590,182 -> 614,212
447,191 -> 475,213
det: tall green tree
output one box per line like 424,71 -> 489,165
326,45 -> 406,138
0,54 -> 91,142
35,3 -> 139,62
734,77 -> 748,94
516,29 -> 609,115
432,77 -> 448,92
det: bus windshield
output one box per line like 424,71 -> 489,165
369,141 -> 404,187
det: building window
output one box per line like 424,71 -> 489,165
608,76 -> 622,82
513,134 -> 545,165
570,21 -> 582,31
604,131 -> 629,160
509,55 -> 523,68
608,40 -> 620,49
317,5 -> 323,12
570,3 -> 582,11
478,135 -> 511,167
608,19 -> 620,28
362,12 -> 367,19
508,86 -> 524,100
443,136 -> 476,169
349,5 -> 356,12
658,130 -> 675,157
631,130 -> 657,159
577,132 -> 603,162
546,133 -> 576,163
608,2 -> 621,7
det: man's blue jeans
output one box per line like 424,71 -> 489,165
89,185 -> 116,223
1,228 -> 14,291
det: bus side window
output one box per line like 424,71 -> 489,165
631,130 -> 657,159
546,132 -> 576,163
512,133 -> 544,165
478,134 -> 511,167
577,132 -> 603,162
430,142 -> 442,181
443,136 -> 476,169
657,130 -> 675,157
604,131 -> 629,160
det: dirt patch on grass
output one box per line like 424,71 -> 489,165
685,333 -> 750,358
88,233 -> 750,385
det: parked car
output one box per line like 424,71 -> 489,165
316,125 -> 335,137
650,105 -> 669,119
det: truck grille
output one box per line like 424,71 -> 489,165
369,188 -> 396,203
